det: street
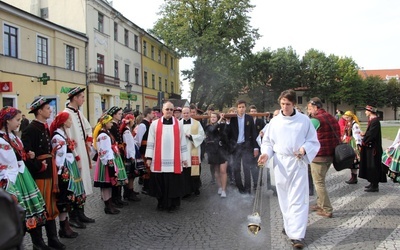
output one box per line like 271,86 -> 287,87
22,139 -> 400,250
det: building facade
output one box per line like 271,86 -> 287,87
141,32 -> 180,109
0,1 -> 87,122
4,0 -> 182,125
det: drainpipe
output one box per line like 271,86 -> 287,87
85,40 -> 90,123
140,31 -> 144,111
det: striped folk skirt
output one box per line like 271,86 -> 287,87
15,170 -> 47,229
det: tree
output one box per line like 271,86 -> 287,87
386,78 -> 400,120
361,76 -> 387,108
151,0 -> 260,106
242,49 -> 274,111
335,57 -> 364,110
300,49 -> 339,104
268,47 -> 302,94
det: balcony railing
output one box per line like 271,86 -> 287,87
88,72 -> 119,86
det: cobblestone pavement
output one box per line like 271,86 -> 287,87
22,139 -> 400,250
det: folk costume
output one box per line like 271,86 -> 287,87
261,110 -> 320,241
22,97 -> 65,250
383,128 -> 400,183
120,114 -> 141,201
107,106 -> 128,207
180,117 -> 205,196
64,86 -> 95,227
145,116 -> 188,211
93,115 -> 128,214
342,111 -> 362,184
359,105 -> 387,191
135,118 -> 151,193
50,112 -> 86,239
0,130 -> 47,231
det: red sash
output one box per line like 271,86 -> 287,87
154,117 -> 181,174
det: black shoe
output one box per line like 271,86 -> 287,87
77,208 -> 95,223
365,183 -> 372,189
194,190 -> 200,196
119,199 -> 129,206
69,216 -> 86,229
291,239 -> 304,249
345,179 -> 358,184
128,193 -> 141,201
182,194 -> 191,199
365,186 -> 379,192
112,199 -> 124,208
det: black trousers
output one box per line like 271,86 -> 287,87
232,143 -> 253,193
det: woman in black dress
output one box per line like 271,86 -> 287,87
205,112 -> 229,197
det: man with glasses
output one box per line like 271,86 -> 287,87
145,102 -> 188,212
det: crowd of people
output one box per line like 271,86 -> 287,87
1,87 -> 398,250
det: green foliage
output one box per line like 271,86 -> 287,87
361,76 -> 387,108
268,47 -> 302,94
386,78 -> 400,119
151,0 -> 259,107
300,49 -> 339,102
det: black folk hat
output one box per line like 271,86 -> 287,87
28,97 -> 51,114
67,87 -> 85,100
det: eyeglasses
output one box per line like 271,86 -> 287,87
165,108 -> 174,111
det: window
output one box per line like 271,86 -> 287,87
165,79 -> 168,93
66,45 -> 75,70
151,46 -> 154,59
158,50 -> 161,63
97,54 -> 104,74
37,36 -> 48,65
125,64 -> 129,82
135,68 -> 139,84
2,97 -> 15,107
143,41 -> 147,56
133,35 -> 139,51
114,22 -> 118,41
98,13 -> 104,32
171,82 -> 174,93
170,57 -> 174,70
114,60 -> 119,79
134,35 -> 138,51
158,77 -> 162,90
164,53 -> 167,67
297,96 -> 303,105
124,29 -> 128,46
97,54 -> 105,83
3,24 -> 18,58
152,74 -> 155,89
144,71 -> 148,87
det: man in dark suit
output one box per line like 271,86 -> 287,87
226,100 -> 259,194
249,105 -> 266,190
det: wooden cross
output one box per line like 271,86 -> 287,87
191,112 -> 270,120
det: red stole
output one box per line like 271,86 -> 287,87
154,117 -> 181,174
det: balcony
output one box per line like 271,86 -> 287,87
88,72 -> 119,86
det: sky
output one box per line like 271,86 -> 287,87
112,0 -> 400,99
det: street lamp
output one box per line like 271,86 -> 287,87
125,82 -> 132,110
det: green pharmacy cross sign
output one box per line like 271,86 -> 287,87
38,73 -> 50,85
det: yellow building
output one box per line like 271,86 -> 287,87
142,32 -> 181,109
4,0 -> 182,124
0,2 -> 87,121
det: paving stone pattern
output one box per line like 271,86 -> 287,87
22,139 -> 400,249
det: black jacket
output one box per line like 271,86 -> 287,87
227,114 -> 258,151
